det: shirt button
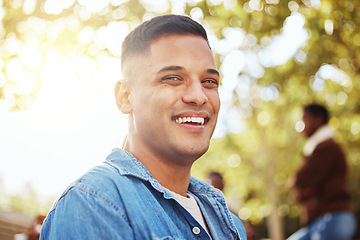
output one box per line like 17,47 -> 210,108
192,226 -> 201,235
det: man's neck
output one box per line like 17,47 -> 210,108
124,143 -> 192,197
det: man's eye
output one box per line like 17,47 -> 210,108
202,79 -> 219,88
161,76 -> 183,86
162,76 -> 181,81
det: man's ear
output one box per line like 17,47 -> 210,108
114,80 -> 132,114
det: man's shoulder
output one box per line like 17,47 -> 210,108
316,138 -> 343,153
75,148 -> 149,187
73,161 -> 125,195
229,212 -> 247,239
311,138 -> 346,165
318,138 -> 338,146
47,162 -> 124,213
50,149 -> 146,211
72,150 -> 130,190
40,159 -> 135,239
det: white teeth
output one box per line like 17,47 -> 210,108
175,117 -> 205,125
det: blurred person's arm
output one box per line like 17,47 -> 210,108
294,142 -> 335,202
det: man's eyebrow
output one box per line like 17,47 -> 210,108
157,66 -> 184,74
157,66 -> 220,77
207,68 -> 220,77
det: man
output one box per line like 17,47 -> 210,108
287,103 -> 356,240
207,172 -> 225,191
40,15 -> 246,239
206,171 -> 257,240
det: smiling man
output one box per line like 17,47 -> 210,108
40,15 -> 246,240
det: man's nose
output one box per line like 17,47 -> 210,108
182,81 -> 208,105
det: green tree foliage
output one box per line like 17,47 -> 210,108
0,182 -> 53,216
189,0 -> 360,237
1,0 -> 360,238
0,0 -> 150,111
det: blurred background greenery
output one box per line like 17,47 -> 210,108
1,0 -> 359,239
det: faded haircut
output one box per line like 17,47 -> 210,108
121,14 -> 209,71
304,103 -> 329,124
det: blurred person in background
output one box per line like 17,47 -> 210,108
206,171 -> 225,191
14,214 -> 45,240
26,215 -> 46,240
287,103 -> 356,240
206,171 -> 258,240
40,15 -> 246,239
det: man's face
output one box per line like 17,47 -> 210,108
302,111 -> 321,138
125,34 -> 220,164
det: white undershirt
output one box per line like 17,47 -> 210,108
168,190 -> 211,236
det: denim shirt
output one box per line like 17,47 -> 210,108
41,149 -> 247,240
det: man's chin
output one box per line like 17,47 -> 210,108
182,144 -> 209,160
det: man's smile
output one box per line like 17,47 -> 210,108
175,117 -> 205,125
172,111 -> 210,126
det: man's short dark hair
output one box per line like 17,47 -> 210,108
304,103 -> 329,124
121,15 -> 209,70
207,171 -> 223,180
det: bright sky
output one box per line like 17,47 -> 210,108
0,0 -> 314,201
0,55 -> 128,199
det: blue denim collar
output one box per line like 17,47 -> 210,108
106,148 -> 224,200
42,148 -> 246,239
